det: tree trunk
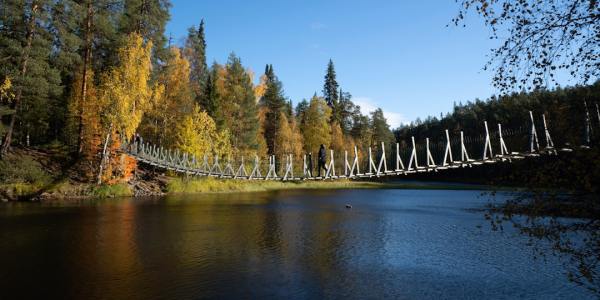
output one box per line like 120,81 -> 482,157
1,2 -> 38,157
77,0 -> 93,155
97,124 -> 112,185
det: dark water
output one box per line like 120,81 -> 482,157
0,189 -> 594,299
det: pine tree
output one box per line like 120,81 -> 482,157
221,53 -> 258,154
118,0 -> 171,64
295,99 -> 309,125
336,88 -> 355,133
350,106 -> 371,151
370,108 -> 395,148
184,19 -> 209,108
50,0 -> 121,149
323,59 -> 339,108
1,0 -> 62,155
205,61 -> 226,124
260,64 -> 287,155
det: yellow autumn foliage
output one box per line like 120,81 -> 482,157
175,105 -> 232,160
254,73 -> 268,100
274,112 -> 304,160
256,106 -> 269,158
140,47 -> 192,147
0,77 -> 14,103
66,69 -> 105,179
98,33 -> 157,140
301,96 -> 332,154
330,122 -> 345,153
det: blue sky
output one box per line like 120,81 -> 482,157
166,0 -> 504,128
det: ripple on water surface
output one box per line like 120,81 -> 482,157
0,189 -> 594,299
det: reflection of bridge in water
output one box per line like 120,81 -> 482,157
126,107 -> 597,181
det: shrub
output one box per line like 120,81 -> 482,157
0,155 -> 51,185
91,183 -> 133,198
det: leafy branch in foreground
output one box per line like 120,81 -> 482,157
485,148 -> 600,294
454,0 -> 599,91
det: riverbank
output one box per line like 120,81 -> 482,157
165,177 -> 489,195
0,148 -> 493,202
2,174 -> 490,202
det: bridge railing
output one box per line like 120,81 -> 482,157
123,108 -> 598,181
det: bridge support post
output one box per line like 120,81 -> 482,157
529,111 -> 540,152
266,155 -> 278,180
202,155 -> 209,173
584,101 -> 592,146
366,147 -> 376,175
596,103 -> 600,125
497,124 -> 510,160
283,154 -> 294,180
325,150 -> 335,179
159,147 -> 165,164
426,138 -> 436,170
395,143 -> 405,172
483,121 -> 493,160
212,155 -> 223,177
542,114 -> 556,154
303,154 -> 312,179
407,136 -> 419,171
377,142 -> 388,176
223,156 -> 235,177
442,130 -> 454,166
235,156 -> 248,179
350,146 -> 360,177
460,131 -> 472,166
249,155 -> 262,179
344,151 -> 349,177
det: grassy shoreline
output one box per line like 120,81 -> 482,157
0,148 -> 498,201
164,176 -> 494,194
1,176 -> 496,202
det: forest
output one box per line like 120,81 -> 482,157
1,1 -> 598,189
395,83 -> 600,147
0,0 -> 395,185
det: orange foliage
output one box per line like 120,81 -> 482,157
101,133 -> 137,184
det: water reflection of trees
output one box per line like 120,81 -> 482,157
487,190 -> 600,295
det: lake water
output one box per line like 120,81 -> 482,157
0,189 -> 594,299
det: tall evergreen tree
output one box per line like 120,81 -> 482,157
370,108 -> 395,147
323,59 -> 339,108
350,106 -> 371,150
119,0 -> 171,64
204,61 -> 222,120
335,87 -> 355,133
260,64 -> 287,155
51,0 -> 121,149
295,99 -> 309,124
1,0 -> 62,156
221,53 -> 258,153
184,19 -> 209,108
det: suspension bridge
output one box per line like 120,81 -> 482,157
124,103 -> 600,181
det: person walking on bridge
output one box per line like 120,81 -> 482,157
317,144 -> 327,177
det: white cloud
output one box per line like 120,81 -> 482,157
353,97 -> 405,129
